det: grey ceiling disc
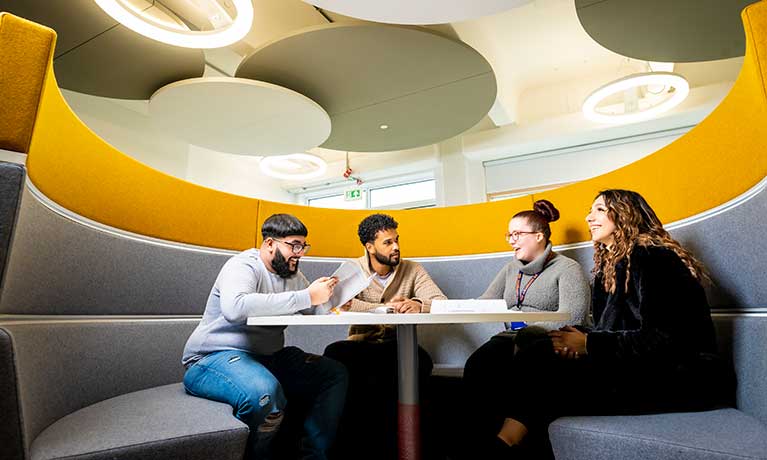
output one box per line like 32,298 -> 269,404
1,0 -> 204,99
237,23 -> 497,152
575,0 -> 759,62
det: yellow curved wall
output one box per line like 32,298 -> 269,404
7,1 -> 767,257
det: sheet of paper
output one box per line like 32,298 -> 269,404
430,299 -> 508,313
327,260 -> 374,310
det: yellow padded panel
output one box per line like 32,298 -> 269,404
257,196 -> 534,258
13,1 -> 767,257
0,13 -> 55,153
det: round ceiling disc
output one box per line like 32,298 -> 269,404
302,0 -> 531,25
149,77 -> 331,156
575,0 -> 758,62
0,0 -> 204,99
236,24 -> 496,152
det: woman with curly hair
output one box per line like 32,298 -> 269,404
480,190 -> 732,459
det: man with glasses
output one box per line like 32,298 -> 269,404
182,213 -> 348,460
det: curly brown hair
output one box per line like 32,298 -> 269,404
592,190 -> 708,293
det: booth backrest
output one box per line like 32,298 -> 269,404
0,13 -> 55,154
713,315 -> 767,425
0,161 -> 24,297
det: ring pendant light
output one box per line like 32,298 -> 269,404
582,72 -> 690,124
260,154 -> 328,181
94,0 -> 253,48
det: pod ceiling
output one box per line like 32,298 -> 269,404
301,0 -> 532,25
236,24 -> 497,152
0,0 -> 204,99
575,0 -> 760,62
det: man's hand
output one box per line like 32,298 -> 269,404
387,296 -> 422,313
548,326 -> 587,359
309,277 -> 338,305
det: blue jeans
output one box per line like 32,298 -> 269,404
184,346 -> 348,460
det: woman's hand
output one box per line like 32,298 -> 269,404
548,326 -> 587,359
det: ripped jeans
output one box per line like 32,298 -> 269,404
184,347 -> 348,460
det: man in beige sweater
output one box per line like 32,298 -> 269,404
323,214 -> 445,460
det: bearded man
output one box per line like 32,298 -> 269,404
182,213 -> 348,460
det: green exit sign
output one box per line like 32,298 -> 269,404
345,189 -> 362,201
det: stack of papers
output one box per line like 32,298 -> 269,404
430,299 -> 508,313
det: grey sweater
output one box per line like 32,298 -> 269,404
182,249 -> 313,366
480,243 -> 591,330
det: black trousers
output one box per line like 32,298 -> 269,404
323,339 -> 434,460
461,331 -> 733,459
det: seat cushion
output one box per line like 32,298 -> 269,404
30,383 -> 248,460
549,408 -> 767,460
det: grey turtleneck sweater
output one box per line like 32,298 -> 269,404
480,243 -> 591,330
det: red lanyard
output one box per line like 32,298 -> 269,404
515,272 -> 540,308
514,252 -> 552,308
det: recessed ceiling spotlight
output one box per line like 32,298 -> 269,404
582,72 -> 689,124
94,0 -> 253,48
379,124 -> 389,130
259,154 -> 328,181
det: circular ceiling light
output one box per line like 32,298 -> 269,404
94,0 -> 253,48
259,154 -> 328,181
582,72 -> 690,124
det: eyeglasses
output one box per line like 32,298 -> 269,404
273,239 -> 311,255
505,231 -> 539,242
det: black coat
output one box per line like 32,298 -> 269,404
584,244 -> 730,413
587,244 -> 718,365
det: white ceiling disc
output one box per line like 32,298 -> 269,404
149,77 -> 331,156
302,0 -> 532,24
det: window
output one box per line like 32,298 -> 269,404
304,178 -> 436,210
370,180 -> 436,209
308,191 -> 367,209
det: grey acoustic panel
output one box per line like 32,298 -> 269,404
0,327 -> 24,460
53,24 -> 205,99
0,187 -> 229,315
0,0 -> 205,99
576,0 -> 758,62
0,320 -> 198,447
237,24 -> 496,152
0,161 -> 24,299
0,0 -> 117,58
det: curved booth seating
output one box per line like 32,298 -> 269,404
2,2 -> 767,460
0,321 -> 248,460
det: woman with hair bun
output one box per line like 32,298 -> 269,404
460,199 -> 591,457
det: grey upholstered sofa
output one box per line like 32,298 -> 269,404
0,320 -> 249,460
549,315 -> 767,460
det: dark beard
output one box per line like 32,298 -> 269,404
272,250 -> 299,278
374,251 -> 400,267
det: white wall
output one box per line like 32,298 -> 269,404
186,146 -> 295,202
0,149 -> 26,165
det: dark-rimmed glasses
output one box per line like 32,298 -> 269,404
505,231 -> 539,243
274,239 -> 311,255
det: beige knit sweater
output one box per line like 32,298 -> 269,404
348,254 -> 446,312
347,254 -> 446,340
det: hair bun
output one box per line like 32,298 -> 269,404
533,199 -> 560,223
